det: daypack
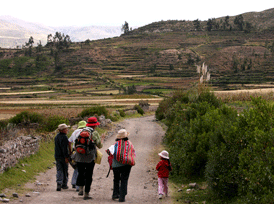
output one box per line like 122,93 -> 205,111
75,127 -> 94,154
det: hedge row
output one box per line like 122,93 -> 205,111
156,90 -> 274,203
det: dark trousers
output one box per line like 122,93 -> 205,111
76,161 -> 95,193
113,165 -> 132,200
56,158 -> 68,186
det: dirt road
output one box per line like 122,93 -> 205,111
9,115 -> 171,203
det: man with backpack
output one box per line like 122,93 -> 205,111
68,120 -> 87,191
73,117 -> 104,200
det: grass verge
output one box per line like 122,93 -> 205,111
0,140 -> 55,194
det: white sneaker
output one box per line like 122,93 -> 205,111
158,194 -> 163,199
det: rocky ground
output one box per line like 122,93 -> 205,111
5,115 -> 172,204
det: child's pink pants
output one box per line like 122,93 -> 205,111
158,178 -> 169,196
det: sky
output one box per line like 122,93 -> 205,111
0,0 -> 273,27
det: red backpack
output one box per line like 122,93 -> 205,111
75,128 -> 94,154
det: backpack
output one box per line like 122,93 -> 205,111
75,127 -> 94,155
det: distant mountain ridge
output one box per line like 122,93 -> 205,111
0,15 -> 122,48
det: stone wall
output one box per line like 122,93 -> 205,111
0,136 -> 40,173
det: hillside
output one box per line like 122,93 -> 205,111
0,16 -> 122,48
0,8 -> 274,99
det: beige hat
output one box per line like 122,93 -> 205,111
158,150 -> 169,159
58,123 -> 69,131
116,129 -> 130,139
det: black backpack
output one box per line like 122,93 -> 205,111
75,127 -> 95,154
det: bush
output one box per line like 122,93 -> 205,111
134,105 -> 144,115
162,88 -> 274,202
42,115 -> 69,132
78,106 -> 109,118
9,111 -> 43,124
118,109 -> 126,117
0,119 -> 8,130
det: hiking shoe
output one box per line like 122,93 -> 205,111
84,192 -> 92,200
119,197 -> 125,202
56,184 -> 62,191
78,186 -> 84,196
112,195 -> 119,200
158,194 -> 163,199
62,185 -> 69,189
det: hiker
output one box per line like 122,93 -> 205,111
54,123 -> 70,191
112,129 -> 136,202
74,117 -> 104,200
68,120 -> 87,191
156,150 -> 172,199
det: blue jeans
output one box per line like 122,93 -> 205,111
56,158 -> 68,186
71,167 -> 78,186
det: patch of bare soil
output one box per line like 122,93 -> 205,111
8,115 -> 172,204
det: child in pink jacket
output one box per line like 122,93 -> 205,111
156,150 -> 172,199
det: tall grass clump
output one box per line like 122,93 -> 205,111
157,88 -> 274,203
78,106 -> 109,118
9,111 -> 44,125
42,115 -> 69,132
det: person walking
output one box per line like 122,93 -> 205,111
68,120 -> 87,191
112,129 -> 136,202
74,117 -> 104,200
156,150 -> 172,199
54,123 -> 70,191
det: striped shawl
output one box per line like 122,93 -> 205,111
113,139 -> 136,166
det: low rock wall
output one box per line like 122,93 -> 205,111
0,136 -> 40,173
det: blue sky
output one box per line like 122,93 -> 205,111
1,0 -> 273,27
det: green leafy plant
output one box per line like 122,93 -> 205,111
78,106 -> 109,118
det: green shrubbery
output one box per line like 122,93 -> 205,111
134,105 -> 144,115
42,115 -> 69,132
9,111 -> 44,124
78,106 -> 109,118
157,89 -> 274,203
7,111 -> 68,132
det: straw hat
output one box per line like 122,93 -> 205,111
58,123 -> 69,131
158,150 -> 169,159
86,117 -> 100,127
78,120 -> 87,129
116,129 -> 130,139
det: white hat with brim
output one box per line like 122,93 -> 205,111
58,123 -> 69,131
116,129 -> 130,139
158,150 -> 169,159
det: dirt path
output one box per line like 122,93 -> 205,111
9,115 -> 172,203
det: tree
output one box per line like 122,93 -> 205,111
234,15 -> 244,31
224,15 -> 230,30
194,19 -> 201,31
121,21 -> 129,34
244,21 -> 253,33
46,32 -> 71,71
25,36 -> 34,56
207,19 -> 213,31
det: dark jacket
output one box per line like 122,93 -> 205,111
54,132 -> 69,159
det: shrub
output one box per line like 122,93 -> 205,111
0,119 -> 8,130
78,106 -> 109,118
134,105 -> 144,115
42,115 -> 69,132
9,111 -> 43,124
155,90 -> 189,121
118,109 -> 126,117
